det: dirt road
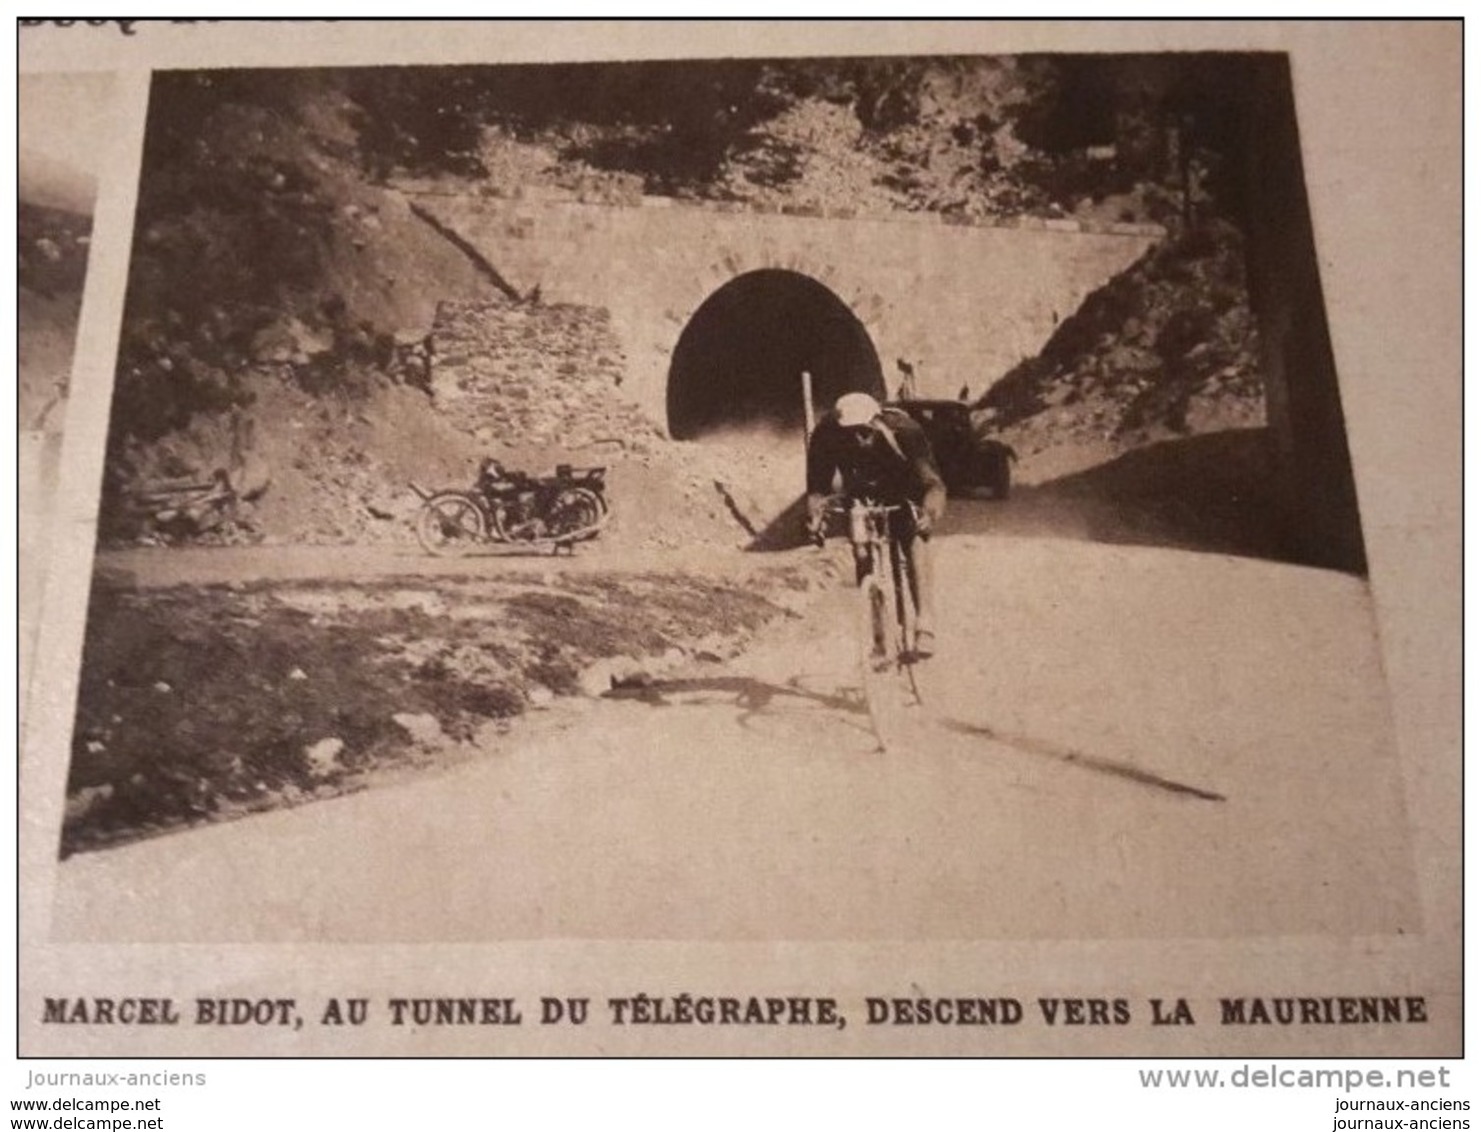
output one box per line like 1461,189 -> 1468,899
49,518 -> 1416,943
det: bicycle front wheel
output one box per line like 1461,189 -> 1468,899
861,575 -> 890,664
856,572 -> 892,752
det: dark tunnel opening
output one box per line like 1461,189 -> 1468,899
666,269 -> 885,440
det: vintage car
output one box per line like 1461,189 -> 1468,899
886,399 -> 1016,499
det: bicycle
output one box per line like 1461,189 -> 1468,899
816,496 -> 926,748
118,468 -> 239,543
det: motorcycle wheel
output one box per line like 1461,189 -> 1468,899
415,492 -> 486,556
548,487 -> 604,541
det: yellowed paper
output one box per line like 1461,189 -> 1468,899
16,20 -> 1461,1058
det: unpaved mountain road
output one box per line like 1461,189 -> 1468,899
50,504 -> 1416,943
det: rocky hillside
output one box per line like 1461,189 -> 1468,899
425,56 -> 1192,227
104,72 -> 504,544
64,562 -> 820,855
976,219 -> 1265,483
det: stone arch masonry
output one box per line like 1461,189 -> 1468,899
412,188 -> 1162,439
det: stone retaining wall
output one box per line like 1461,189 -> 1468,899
430,298 -> 658,451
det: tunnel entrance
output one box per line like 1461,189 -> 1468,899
666,269 -> 885,440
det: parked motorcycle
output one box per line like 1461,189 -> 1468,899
412,458 -> 608,556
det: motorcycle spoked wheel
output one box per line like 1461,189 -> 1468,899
415,491 -> 487,556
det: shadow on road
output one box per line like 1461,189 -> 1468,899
743,427 -> 1359,573
938,717 -> 1227,802
943,428 -> 1310,566
603,673 -> 870,738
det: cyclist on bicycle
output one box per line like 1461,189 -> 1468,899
804,391 -> 947,657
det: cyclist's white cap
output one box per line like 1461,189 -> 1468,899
835,392 -> 881,428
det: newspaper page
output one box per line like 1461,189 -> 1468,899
13,18 -> 1462,1089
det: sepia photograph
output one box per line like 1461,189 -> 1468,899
15,20 -> 1461,1072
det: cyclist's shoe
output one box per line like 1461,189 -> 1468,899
912,629 -> 936,659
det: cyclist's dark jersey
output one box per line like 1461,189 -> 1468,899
806,408 -> 947,514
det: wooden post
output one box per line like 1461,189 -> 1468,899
800,370 -> 816,445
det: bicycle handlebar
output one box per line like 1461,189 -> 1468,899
818,495 -> 907,516
810,496 -> 918,549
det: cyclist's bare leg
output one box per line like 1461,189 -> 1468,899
905,534 -> 936,653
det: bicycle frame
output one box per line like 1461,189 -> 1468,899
826,497 -> 920,669
818,497 -> 925,751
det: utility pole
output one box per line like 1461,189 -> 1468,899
800,370 -> 816,445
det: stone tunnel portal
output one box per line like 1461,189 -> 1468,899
666,269 -> 885,441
